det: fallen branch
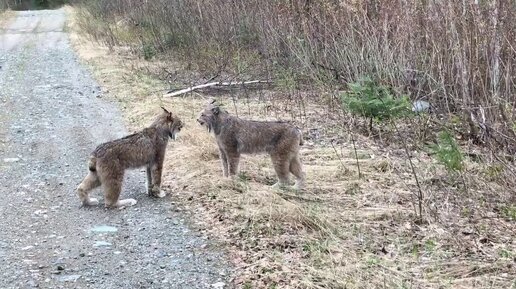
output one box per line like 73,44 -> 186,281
164,80 -> 271,97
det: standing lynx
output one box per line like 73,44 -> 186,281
76,107 -> 183,208
197,100 -> 305,190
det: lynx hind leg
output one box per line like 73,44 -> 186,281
271,154 -> 291,189
290,155 -> 305,190
77,171 -> 101,206
103,179 -> 137,208
101,168 -> 137,208
227,152 -> 241,177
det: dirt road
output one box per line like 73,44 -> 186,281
0,9 -> 228,289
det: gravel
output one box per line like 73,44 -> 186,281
0,9 -> 229,289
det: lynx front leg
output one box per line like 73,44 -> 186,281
150,162 -> 166,198
146,166 -> 153,196
219,147 -> 229,177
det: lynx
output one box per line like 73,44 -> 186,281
76,107 -> 183,208
197,100 -> 305,189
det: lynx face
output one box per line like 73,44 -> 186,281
197,104 -> 219,133
168,115 -> 183,140
156,107 -> 183,140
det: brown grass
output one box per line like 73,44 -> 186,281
0,9 -> 14,27
66,7 -> 516,289
0,9 -> 15,166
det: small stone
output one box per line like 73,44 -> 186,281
26,280 -> 38,288
412,100 -> 431,113
57,275 -> 81,282
211,282 -> 225,289
57,264 -> 65,271
89,225 -> 118,233
93,241 -> 112,247
79,253 -> 85,257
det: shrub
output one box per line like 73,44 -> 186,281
500,205 -> 516,221
431,131 -> 464,174
341,77 -> 411,130
142,43 -> 156,61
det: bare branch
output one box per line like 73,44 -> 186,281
163,80 -> 272,97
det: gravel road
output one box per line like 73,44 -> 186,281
0,9 -> 229,289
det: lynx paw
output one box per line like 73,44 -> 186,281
116,198 -> 137,208
150,187 -> 166,198
82,198 -> 99,206
293,181 -> 305,191
271,182 -> 289,190
154,190 -> 166,198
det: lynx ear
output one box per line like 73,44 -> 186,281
211,106 -> 220,115
161,107 -> 173,120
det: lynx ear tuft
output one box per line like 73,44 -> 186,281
161,107 -> 173,120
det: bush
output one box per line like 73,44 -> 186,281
501,205 -> 516,221
142,43 -> 156,61
341,77 -> 411,130
431,131 -> 464,174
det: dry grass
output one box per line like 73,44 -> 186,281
0,9 -> 15,166
66,7 -> 516,289
0,9 -> 14,27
